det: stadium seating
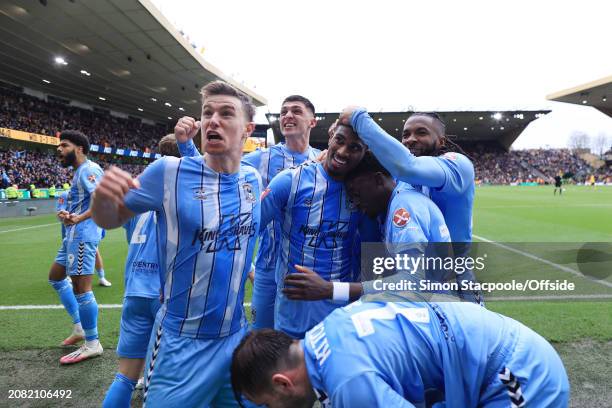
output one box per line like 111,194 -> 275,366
0,87 -> 167,152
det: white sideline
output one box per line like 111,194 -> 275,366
0,303 -> 252,310
473,234 -> 612,289
0,222 -> 57,234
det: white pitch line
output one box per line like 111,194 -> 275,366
0,303 -> 252,311
473,234 -> 612,289
0,222 -> 57,234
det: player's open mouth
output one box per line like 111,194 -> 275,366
283,123 -> 296,130
331,154 -> 348,167
206,131 -> 222,141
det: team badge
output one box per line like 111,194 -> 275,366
444,152 -> 457,161
261,187 -> 271,200
242,183 -> 256,203
392,208 -> 411,228
87,174 -> 97,184
193,188 -> 207,200
67,254 -> 75,266
304,198 -> 312,207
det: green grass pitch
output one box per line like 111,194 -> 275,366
0,185 -> 610,407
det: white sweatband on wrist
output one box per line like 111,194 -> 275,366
332,282 -> 350,302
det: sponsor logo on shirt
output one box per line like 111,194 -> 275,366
392,208 -> 411,228
299,220 -> 349,249
191,213 -> 257,253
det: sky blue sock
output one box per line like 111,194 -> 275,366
76,291 -> 98,341
102,373 -> 137,408
96,268 -> 105,279
49,279 -> 80,324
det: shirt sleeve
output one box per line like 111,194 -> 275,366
177,139 -> 201,157
81,164 -> 103,194
332,373 -> 419,408
433,153 -> 474,195
124,158 -> 167,214
351,109 -> 457,190
241,149 -> 262,170
259,169 -> 292,233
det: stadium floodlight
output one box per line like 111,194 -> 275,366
168,116 -> 172,120
582,100 -> 587,104
464,127 -> 468,131
493,112 -> 502,120
54,56 -> 68,65
164,102 -> 172,107
603,96 -> 607,102
479,116 -> 483,120
500,126 -> 505,130
80,70 -> 91,76
179,107 -> 185,111
98,97 -> 106,101
137,108 -> 144,112
378,118 -> 383,121
150,97 -> 157,102
42,79 -> 50,84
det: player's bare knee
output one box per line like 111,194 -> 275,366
48,262 -> 66,281
118,358 -> 145,380
71,275 -> 93,294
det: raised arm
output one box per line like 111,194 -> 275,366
175,116 -> 202,157
91,166 -> 138,229
341,108 -> 448,189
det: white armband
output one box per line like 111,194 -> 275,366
332,282 -> 350,302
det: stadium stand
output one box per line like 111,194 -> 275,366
1,87 -> 167,152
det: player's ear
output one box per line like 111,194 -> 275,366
244,122 -> 255,139
309,114 -> 317,129
271,373 -> 293,392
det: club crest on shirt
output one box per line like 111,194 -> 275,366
193,188 -> 207,200
392,208 -> 411,228
304,198 -> 312,207
242,183 -> 256,203
87,174 -> 97,184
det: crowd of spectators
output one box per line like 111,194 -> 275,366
2,144 -> 609,190
0,87 -> 169,152
464,144 -> 610,184
0,148 -> 148,189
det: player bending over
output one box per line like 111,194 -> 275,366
232,298 -> 569,408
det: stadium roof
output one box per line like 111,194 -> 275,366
0,0 -> 267,124
547,75 -> 612,117
266,110 -> 550,150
